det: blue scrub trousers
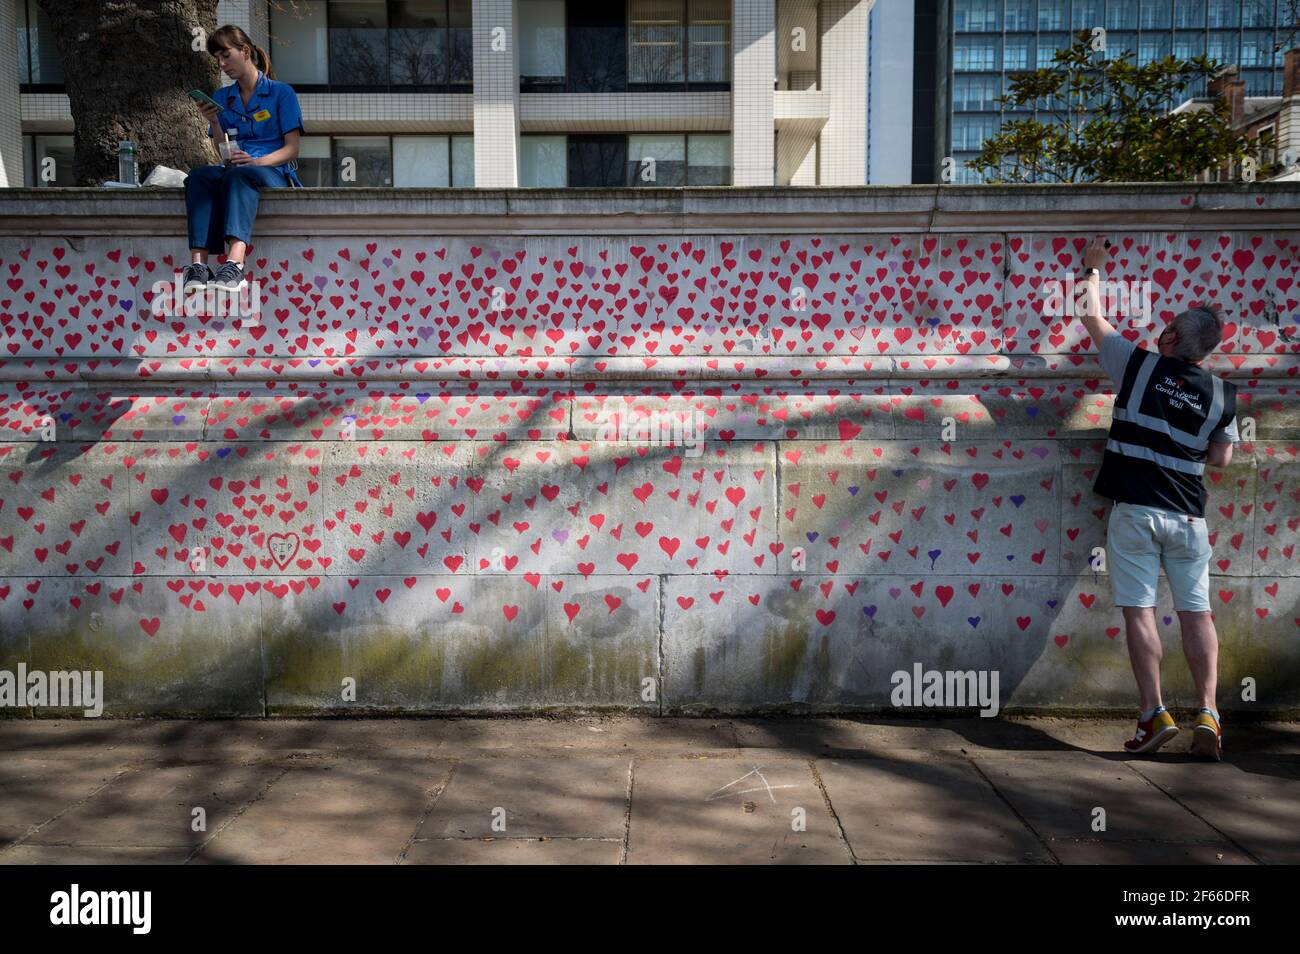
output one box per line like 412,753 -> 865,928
185,164 -> 289,253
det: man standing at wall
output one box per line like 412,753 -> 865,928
1076,237 -> 1239,761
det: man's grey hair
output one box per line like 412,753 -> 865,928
1170,303 -> 1225,363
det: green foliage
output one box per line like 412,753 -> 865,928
965,30 -> 1254,183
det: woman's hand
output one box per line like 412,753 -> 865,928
228,150 -> 259,166
1083,236 -> 1110,272
197,101 -> 222,133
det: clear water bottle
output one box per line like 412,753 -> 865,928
117,141 -> 138,186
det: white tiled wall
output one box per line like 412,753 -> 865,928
216,0 -> 270,51
819,0 -> 870,185
522,92 -> 729,132
776,124 -> 818,185
300,94 -> 474,134
733,0 -> 776,185
473,0 -> 520,187
0,0 -> 23,185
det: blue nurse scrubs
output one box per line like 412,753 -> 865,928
185,71 -> 305,253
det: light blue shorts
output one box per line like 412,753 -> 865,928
1106,502 -> 1212,613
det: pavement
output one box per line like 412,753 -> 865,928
1,716 -> 1297,865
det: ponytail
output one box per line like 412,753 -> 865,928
252,44 -> 276,80
206,24 -> 276,80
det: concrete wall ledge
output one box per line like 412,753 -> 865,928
1,183 -> 1298,236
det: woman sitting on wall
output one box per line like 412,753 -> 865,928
183,24 -> 303,292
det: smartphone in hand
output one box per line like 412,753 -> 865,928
187,89 -> 223,111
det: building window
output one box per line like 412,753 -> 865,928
1173,1 -> 1205,29
952,114 -> 998,152
1106,0 -> 1139,30
520,135 -> 568,186
274,0 -> 329,84
394,135 -> 449,185
1139,33 -> 1170,64
16,0 -> 64,87
1037,1 -> 1066,31
1240,31 -> 1274,68
25,135 -> 74,186
1241,0 -> 1273,28
291,134 -> 473,186
627,133 -> 686,184
626,132 -> 729,185
1206,0 -> 1239,28
296,136 -> 334,186
567,135 -> 624,186
953,0 -> 1000,32
954,36 -> 998,71
390,0 -> 446,87
1106,32 -> 1138,59
686,133 -> 729,184
271,0 -> 472,90
1037,34 -> 1068,68
1004,0 -> 1033,32
688,0 -> 729,83
1071,0 -> 1103,30
1207,31 -> 1239,67
1139,0 -> 1172,30
451,135 -> 474,185
334,136 -> 393,185
1172,33 -> 1204,60
329,0 -> 389,87
1257,124 -> 1276,169
954,74 -> 1000,110
1003,35 -> 1032,71
628,0 -> 729,86
630,0 -> 683,83
520,0 -> 566,84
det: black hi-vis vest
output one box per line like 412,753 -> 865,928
1093,345 -> 1236,518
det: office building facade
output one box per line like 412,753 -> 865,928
3,0 -> 878,188
946,0 -> 1294,182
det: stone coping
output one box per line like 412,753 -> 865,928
0,183 -> 1296,236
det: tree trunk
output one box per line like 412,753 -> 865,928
37,0 -> 222,185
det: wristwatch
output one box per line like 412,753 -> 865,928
1083,267 -> 1100,278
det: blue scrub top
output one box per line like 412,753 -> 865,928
213,71 -> 305,177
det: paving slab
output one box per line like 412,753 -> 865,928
817,757 -> 1051,863
1128,760 -> 1300,864
0,754 -> 135,849
1046,839 -> 1256,865
25,763 -> 282,849
0,845 -> 191,865
627,757 -> 848,864
417,758 -> 629,839
972,753 -> 1237,849
194,759 -> 447,864
404,837 -> 621,864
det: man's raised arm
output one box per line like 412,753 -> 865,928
1076,235 -> 1116,352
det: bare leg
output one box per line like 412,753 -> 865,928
1177,609 -> 1218,712
190,249 -> 208,265
1123,605 -> 1163,713
225,239 -> 248,266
